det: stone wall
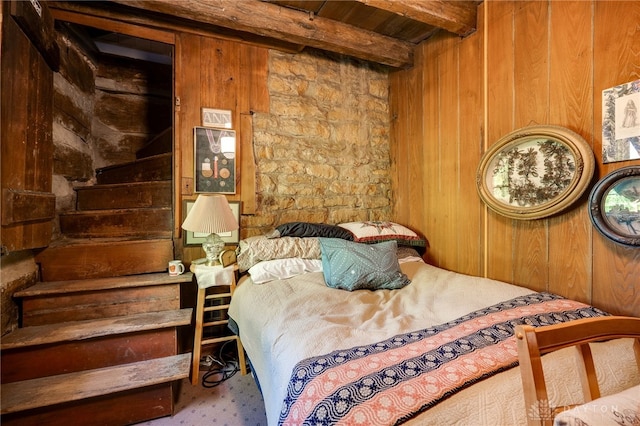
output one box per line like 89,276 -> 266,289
245,49 -> 392,236
1,252 -> 38,335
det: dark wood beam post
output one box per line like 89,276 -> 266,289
110,0 -> 414,68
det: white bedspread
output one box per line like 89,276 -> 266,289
228,261 -> 640,425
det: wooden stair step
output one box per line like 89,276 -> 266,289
35,239 -> 176,281
75,181 -> 171,211
136,127 -> 172,159
1,308 -> 193,384
96,153 -> 172,184
1,384 -> 177,425
14,272 -> 193,299
15,272 -> 193,326
0,353 -> 191,415
59,207 -> 172,238
1,308 -> 192,350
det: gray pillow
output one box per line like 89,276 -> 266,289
319,238 -> 411,291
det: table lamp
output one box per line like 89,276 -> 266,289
181,194 -> 239,267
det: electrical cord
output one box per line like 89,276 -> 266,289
202,340 -> 240,388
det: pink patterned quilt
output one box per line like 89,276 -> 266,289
278,292 -> 607,426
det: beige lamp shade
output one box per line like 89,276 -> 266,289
181,194 -> 239,234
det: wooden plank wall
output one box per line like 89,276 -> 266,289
1,12 -> 55,252
390,0 -> 640,317
174,34 -> 269,263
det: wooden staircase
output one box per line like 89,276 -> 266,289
1,139 -> 194,425
36,152 -> 176,282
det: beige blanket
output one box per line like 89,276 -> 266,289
228,261 -> 639,425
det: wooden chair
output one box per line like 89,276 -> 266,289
515,316 -> 640,426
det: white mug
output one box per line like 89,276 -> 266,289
168,260 -> 185,276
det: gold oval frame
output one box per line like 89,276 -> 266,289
476,125 -> 595,220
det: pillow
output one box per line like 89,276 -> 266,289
248,258 -> 323,284
266,222 -> 354,240
318,238 -> 411,291
552,384 -> 640,426
338,221 -> 428,248
237,236 -> 321,272
396,246 -> 425,264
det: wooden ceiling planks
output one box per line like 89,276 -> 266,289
52,0 -> 479,69
354,0 -> 478,36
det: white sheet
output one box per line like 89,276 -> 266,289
228,261 -> 640,425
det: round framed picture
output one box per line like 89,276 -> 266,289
589,166 -> 640,247
476,125 -> 595,220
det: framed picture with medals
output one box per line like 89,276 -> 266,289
194,126 -> 236,194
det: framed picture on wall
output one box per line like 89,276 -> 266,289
194,126 -> 236,194
588,166 -> 640,247
602,79 -> 640,164
202,108 -> 233,129
183,200 -> 241,246
476,125 -> 595,220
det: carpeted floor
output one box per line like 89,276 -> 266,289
135,368 -> 267,426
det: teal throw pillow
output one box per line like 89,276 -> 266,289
318,238 -> 411,291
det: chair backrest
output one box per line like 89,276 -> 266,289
515,316 -> 640,426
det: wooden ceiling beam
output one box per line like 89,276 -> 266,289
109,0 -> 414,68
355,0 -> 477,37
49,1 -> 303,53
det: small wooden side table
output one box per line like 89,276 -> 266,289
191,264 -> 247,385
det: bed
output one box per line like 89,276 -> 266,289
228,221 -> 640,425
